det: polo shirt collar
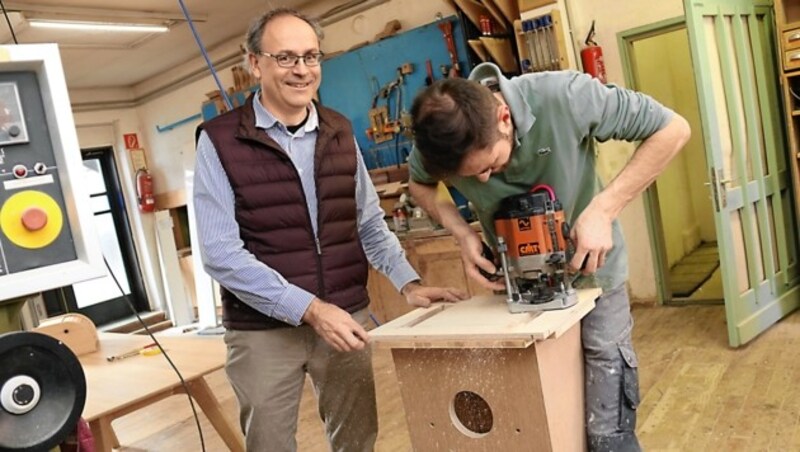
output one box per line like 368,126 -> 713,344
468,62 -> 535,140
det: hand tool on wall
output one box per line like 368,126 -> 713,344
436,13 -> 461,77
425,59 -> 435,85
542,15 -> 559,70
522,19 -> 540,72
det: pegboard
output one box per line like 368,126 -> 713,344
319,16 -> 471,169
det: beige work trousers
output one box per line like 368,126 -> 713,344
223,309 -> 377,452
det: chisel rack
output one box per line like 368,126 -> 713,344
514,10 -> 569,73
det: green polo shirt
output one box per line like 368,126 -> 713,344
408,63 -> 673,291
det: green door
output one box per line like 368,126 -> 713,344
685,0 -> 800,346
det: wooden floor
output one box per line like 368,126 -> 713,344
111,303 -> 800,451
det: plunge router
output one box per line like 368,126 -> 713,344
491,185 -> 578,313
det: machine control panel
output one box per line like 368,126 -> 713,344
0,72 -> 77,276
0,44 -> 103,301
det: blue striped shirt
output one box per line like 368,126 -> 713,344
194,95 -> 419,326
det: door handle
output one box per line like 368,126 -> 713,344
789,32 -> 800,42
790,52 -> 800,61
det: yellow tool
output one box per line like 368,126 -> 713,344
106,343 -> 161,362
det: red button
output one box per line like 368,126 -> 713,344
20,207 -> 47,231
13,165 -> 27,178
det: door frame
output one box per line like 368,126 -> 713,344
617,16 -> 690,305
43,146 -> 149,326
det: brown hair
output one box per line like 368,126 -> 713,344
245,8 -> 323,55
410,78 -> 501,178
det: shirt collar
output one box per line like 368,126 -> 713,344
468,62 -> 535,140
252,91 -> 319,133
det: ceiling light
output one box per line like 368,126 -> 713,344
28,19 -> 169,33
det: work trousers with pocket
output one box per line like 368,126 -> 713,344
223,308 -> 377,452
583,284 -> 642,452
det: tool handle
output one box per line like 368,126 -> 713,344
479,242 -> 502,282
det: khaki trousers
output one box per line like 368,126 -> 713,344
224,309 -> 377,452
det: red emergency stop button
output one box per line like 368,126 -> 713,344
20,207 -> 47,231
12,165 -> 27,178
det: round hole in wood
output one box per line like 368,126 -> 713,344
450,390 -> 493,438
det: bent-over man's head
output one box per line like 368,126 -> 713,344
411,78 -> 515,182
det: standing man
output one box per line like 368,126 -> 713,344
194,8 -> 466,451
408,62 -> 690,451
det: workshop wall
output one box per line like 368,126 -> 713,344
68,0 -> 698,308
319,18 -> 469,169
72,107 -> 167,314
138,74 -> 232,197
634,31 -> 698,268
321,0 -> 456,55
68,0 -> 458,313
565,0 -> 687,302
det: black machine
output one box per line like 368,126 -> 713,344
0,332 -> 86,452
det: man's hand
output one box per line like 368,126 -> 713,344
401,281 -> 468,308
456,229 -> 505,291
568,199 -> 614,275
301,298 -> 369,352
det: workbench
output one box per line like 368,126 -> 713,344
368,223 -> 491,325
370,288 -> 600,451
79,333 -> 243,452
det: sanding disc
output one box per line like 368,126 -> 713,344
0,331 -> 86,452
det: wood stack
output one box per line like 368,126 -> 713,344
232,65 -> 256,92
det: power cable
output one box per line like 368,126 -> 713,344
102,256 -> 206,452
0,0 -> 19,44
176,0 -> 233,111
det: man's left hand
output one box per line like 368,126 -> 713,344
401,281 -> 468,308
569,200 -> 614,275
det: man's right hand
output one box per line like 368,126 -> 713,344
456,229 -> 505,291
302,298 -> 369,352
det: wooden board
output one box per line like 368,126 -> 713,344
479,36 -> 519,73
468,39 -> 489,62
368,233 -> 488,325
486,0 -> 519,24
519,0 -> 556,13
370,288 -> 599,348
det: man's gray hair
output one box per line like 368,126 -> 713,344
245,7 -> 324,54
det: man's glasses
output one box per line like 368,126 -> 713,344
259,52 -> 325,68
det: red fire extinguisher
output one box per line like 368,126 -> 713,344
136,168 -> 156,213
580,20 -> 607,84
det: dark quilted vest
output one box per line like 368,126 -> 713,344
199,95 -> 370,330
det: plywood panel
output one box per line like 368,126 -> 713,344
392,346 -> 552,450
370,288 -> 599,348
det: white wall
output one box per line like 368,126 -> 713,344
72,107 -> 166,312
322,0 -> 455,53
